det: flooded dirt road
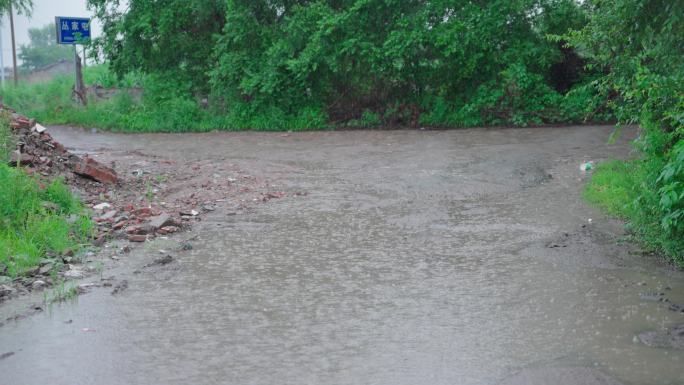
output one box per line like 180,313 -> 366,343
2,125 -> 684,385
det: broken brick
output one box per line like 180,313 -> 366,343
9,151 -> 35,166
73,156 -> 118,184
128,234 -> 150,242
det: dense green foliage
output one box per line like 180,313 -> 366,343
0,65 -> 327,131
88,0 -> 226,94
0,0 -> 32,15
85,0 -> 605,128
0,117 -> 93,277
577,0 -> 684,264
19,24 -> 73,71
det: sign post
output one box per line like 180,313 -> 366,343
55,17 -> 91,105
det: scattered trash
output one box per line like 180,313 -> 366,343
81,328 -> 96,333
580,161 -> 594,172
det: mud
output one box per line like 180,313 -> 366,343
1,125 -> 684,385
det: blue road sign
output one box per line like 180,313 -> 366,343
55,17 -> 91,45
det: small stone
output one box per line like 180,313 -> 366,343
126,224 -> 155,235
31,280 -> 47,290
144,254 -> 174,268
38,264 -> 53,276
148,213 -> 172,230
77,283 -> 95,294
100,210 -> 118,220
24,266 -> 40,277
111,280 -> 128,295
64,269 -> 85,279
0,285 -> 14,297
161,226 -> 180,234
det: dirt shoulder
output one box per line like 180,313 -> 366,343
1,108 -> 301,311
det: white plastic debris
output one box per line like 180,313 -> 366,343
34,123 -> 47,133
93,202 -> 111,210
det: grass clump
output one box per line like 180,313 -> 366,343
585,155 -> 684,266
0,121 -> 93,277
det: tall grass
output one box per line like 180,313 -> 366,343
585,157 -> 684,266
0,65 -> 329,132
0,120 -> 93,277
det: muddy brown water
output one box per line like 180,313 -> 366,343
2,125 -> 684,385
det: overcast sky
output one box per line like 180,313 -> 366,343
0,0 -> 99,66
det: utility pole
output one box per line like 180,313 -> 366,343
8,2 -> 17,86
0,16 -> 5,88
74,45 -> 86,105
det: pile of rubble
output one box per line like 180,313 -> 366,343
4,105 -> 117,185
3,105 -> 187,244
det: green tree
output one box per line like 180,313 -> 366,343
0,0 -> 33,85
19,24 -> 72,71
88,0 -> 595,127
209,0 -> 589,125
0,0 -> 30,12
87,0 -> 227,94
571,0 -> 684,261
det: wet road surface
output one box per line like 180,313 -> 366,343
2,125 -> 684,385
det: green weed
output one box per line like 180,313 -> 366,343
586,158 -> 684,266
0,148 -> 93,277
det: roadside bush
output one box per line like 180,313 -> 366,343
81,0 -> 603,129
576,0 -> 684,264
